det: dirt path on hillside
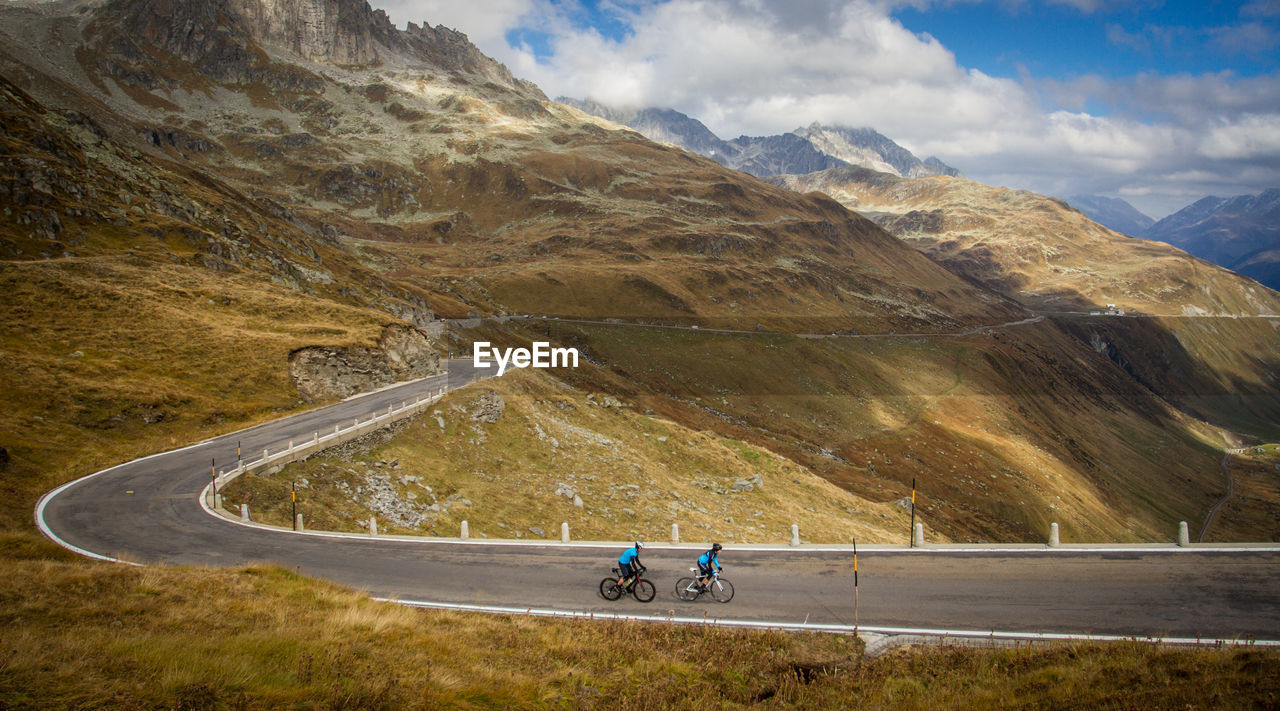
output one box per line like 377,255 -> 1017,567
1198,452 -> 1235,542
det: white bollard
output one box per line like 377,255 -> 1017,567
240,504 -> 249,522
369,516 -> 378,536
1178,521 -> 1190,547
288,440 -> 294,454
561,521 -> 570,543
335,424 -> 340,434
214,493 -> 222,510
263,448 -> 269,461
913,522 -> 924,547
387,406 -> 393,417
790,523 -> 801,546
1049,522 -> 1060,547
671,523 -> 680,544
460,520 -> 469,539
313,432 -> 318,446
296,514 -> 304,532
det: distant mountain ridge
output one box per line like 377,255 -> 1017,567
557,98 -> 959,179
1067,195 -> 1154,237
1142,189 -> 1280,291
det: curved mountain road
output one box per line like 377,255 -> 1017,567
37,360 -> 1280,643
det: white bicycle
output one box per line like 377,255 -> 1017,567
675,568 -> 734,603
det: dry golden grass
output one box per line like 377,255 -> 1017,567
0,255 -> 392,530
531,321 -> 1236,544
223,368 -> 917,544
0,536 -> 1276,710
1206,445 -> 1280,543
777,166 -> 1280,318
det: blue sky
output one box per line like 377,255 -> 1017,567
380,0 -> 1280,218
897,2 -> 1278,84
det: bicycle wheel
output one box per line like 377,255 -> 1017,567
632,578 -> 656,602
710,577 -> 734,603
600,577 -> 622,601
675,577 -> 699,601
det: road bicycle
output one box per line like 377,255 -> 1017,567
675,568 -> 734,602
600,565 -> 656,602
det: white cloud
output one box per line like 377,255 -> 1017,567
373,0 -> 1280,219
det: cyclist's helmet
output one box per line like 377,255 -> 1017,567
712,542 -> 722,552
635,540 -> 645,550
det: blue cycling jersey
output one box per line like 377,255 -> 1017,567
619,547 -> 640,565
698,551 -> 719,568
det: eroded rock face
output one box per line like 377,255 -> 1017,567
289,324 -> 440,402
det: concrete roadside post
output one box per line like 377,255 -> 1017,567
295,514 -> 304,532
913,522 -> 924,547
1178,521 -> 1190,547
671,523 -> 680,544
369,516 -> 378,536
561,522 -> 570,543
460,520 -> 469,540
240,504 -> 249,523
790,524 -> 800,546
1049,522 -> 1060,547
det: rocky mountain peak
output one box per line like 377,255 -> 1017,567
93,0 -> 530,92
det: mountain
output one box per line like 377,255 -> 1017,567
555,98 -> 737,160
1143,189 -> 1280,291
773,166 -> 1280,438
1067,195 -> 1155,237
793,123 -> 961,178
2,0 -> 1278,562
558,99 -> 959,179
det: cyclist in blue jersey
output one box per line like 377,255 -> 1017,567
696,543 -> 723,591
616,540 -> 645,587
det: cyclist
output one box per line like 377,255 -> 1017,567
696,542 -> 723,591
616,540 -> 645,588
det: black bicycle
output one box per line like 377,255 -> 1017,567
675,567 -> 734,603
600,565 -> 656,602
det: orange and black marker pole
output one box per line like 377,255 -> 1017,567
211,458 -> 217,498
291,481 -> 297,531
852,535 -> 859,632
909,477 -> 916,547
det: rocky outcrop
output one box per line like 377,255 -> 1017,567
93,0 -> 537,94
289,324 -> 440,402
469,391 -> 505,424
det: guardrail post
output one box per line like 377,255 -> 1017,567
671,523 -> 679,544
460,520 -> 469,539
240,504 -> 249,522
1178,521 -> 1190,547
296,514 -> 304,532
913,522 -> 924,547
369,516 -> 378,536
1048,522 -> 1060,547
561,522 -> 570,543
790,523 -> 800,546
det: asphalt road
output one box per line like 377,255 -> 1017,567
37,358 -> 1280,642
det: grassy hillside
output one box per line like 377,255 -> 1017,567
0,255 -> 399,531
525,320 -> 1238,544
222,368 -> 919,544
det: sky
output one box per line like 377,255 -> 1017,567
374,0 -> 1280,219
